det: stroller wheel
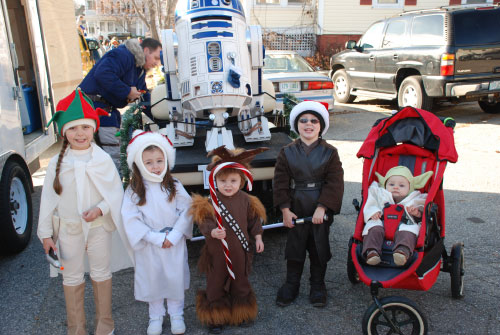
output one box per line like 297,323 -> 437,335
362,296 -> 428,335
347,238 -> 360,284
450,242 -> 465,299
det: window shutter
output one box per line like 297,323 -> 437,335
360,0 -> 372,5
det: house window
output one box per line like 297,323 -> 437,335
255,0 -> 280,4
373,0 -> 404,8
100,22 -> 105,32
86,0 -> 95,10
287,0 -> 312,5
255,0 -> 311,6
108,22 -> 114,31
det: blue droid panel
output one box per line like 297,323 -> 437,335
206,41 -> 223,73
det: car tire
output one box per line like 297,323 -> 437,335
333,69 -> 356,103
398,76 -> 433,111
478,100 -> 500,114
0,161 -> 33,254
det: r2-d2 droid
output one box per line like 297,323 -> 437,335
150,0 -> 275,151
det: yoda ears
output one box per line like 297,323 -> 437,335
375,167 -> 434,192
413,170 -> 433,189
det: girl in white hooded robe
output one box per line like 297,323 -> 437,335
121,130 -> 193,335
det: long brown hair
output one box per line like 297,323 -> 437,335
129,146 -> 177,206
53,138 -> 70,195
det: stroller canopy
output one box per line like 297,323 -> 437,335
357,107 -> 458,163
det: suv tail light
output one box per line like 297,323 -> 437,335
301,81 -> 334,90
441,54 -> 455,76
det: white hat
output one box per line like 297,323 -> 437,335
289,101 -> 330,136
61,118 -> 96,135
127,130 -> 175,182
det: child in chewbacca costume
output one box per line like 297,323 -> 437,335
190,146 -> 267,334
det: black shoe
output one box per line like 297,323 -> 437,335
309,285 -> 327,308
276,282 -> 300,307
208,324 -> 223,334
239,320 -> 253,328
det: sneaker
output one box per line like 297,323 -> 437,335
366,250 -> 381,266
393,250 -> 408,266
170,315 -> 186,334
147,316 -> 163,335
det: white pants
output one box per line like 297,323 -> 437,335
149,299 -> 184,318
58,225 -> 112,286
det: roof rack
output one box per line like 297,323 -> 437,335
399,3 -> 499,17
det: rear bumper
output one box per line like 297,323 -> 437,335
275,90 -> 334,109
424,76 -> 500,99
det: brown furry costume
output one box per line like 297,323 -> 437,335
190,191 -> 265,326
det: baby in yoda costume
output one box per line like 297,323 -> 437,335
362,166 -> 433,266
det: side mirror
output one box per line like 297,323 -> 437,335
345,40 -> 357,50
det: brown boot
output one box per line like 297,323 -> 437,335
63,283 -> 87,335
92,279 -> 114,335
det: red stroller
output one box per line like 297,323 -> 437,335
348,107 -> 464,335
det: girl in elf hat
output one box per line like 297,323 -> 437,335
190,146 -> 267,334
121,130 -> 193,335
37,89 -> 133,335
362,166 -> 433,266
273,100 -> 344,308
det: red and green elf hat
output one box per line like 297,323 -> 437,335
47,88 -> 109,136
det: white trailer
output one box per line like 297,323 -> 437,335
0,0 -> 83,253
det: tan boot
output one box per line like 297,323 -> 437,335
92,278 -> 115,335
63,283 -> 88,335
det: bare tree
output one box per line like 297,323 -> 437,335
130,0 -> 178,40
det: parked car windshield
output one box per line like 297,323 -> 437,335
263,53 -> 314,74
453,8 -> 500,46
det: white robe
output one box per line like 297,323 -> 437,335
37,143 -> 134,277
362,181 -> 427,236
121,180 -> 193,302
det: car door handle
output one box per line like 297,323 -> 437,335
369,56 -> 375,61
393,54 -> 398,60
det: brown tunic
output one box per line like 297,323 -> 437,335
195,190 -> 264,303
273,138 -> 344,264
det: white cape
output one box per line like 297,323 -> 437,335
38,143 -> 134,277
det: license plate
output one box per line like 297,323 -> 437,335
490,80 -> 500,90
279,82 -> 300,93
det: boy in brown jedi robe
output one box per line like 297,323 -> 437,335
273,101 -> 344,308
190,147 -> 267,334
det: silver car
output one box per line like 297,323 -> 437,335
263,50 -> 334,109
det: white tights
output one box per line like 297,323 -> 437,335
149,298 -> 184,318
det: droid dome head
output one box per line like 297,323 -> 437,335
175,0 -> 245,21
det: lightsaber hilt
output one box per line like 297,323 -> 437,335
46,248 -> 64,270
293,214 -> 329,225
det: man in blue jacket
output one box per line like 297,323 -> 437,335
79,38 -> 162,172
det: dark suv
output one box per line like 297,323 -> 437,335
329,5 -> 500,113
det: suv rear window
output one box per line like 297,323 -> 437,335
411,15 -> 444,46
453,8 -> 500,46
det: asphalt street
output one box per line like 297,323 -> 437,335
1,98 -> 499,335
